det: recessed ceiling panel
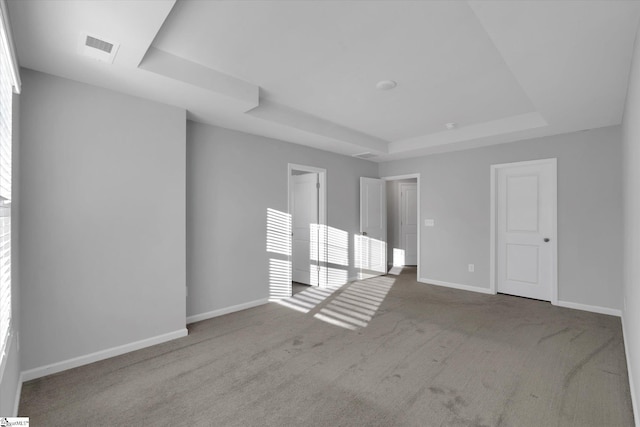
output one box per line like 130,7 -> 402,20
152,1 -> 536,141
469,0 -> 640,132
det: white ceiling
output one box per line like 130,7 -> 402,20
7,0 -> 640,162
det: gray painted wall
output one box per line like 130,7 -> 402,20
186,122 -> 378,318
0,93 -> 21,415
18,69 -> 187,372
379,126 -> 623,310
622,23 -> 640,423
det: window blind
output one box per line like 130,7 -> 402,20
0,13 -> 13,361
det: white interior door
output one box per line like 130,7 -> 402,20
496,160 -> 556,301
358,177 -> 386,279
400,183 -> 418,265
292,173 -> 318,285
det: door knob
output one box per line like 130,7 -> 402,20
362,231 -> 368,236
543,238 -> 550,242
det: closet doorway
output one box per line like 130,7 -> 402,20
288,164 -> 326,294
384,174 -> 420,278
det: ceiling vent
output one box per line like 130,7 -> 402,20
86,35 -> 113,54
79,33 -> 119,64
353,152 -> 378,160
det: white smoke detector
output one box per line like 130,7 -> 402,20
79,33 -> 120,63
376,80 -> 397,90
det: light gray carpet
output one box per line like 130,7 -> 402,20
19,267 -> 634,426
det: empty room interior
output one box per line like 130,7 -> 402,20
1,0 -> 640,425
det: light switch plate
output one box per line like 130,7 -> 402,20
424,219 -> 435,227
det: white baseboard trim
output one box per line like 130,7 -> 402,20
621,312 -> 639,427
13,372 -> 22,416
418,277 -> 494,295
556,300 -> 621,317
21,328 -> 188,382
186,298 -> 268,324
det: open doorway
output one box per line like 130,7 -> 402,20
383,174 -> 420,279
288,164 -> 326,295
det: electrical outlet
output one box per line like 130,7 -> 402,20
468,264 -> 474,272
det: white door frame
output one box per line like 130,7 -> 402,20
489,158 -> 558,305
288,164 -> 327,288
382,173 -> 421,279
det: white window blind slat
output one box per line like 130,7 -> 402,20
0,20 -> 12,361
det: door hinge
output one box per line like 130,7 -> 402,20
316,182 -> 320,189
